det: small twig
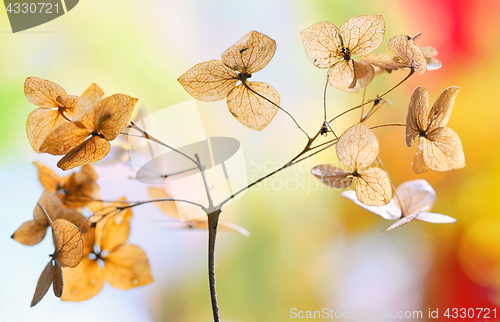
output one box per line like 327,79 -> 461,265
243,82 -> 310,139
369,123 -> 406,130
37,203 -> 53,225
207,210 -> 221,322
329,69 -> 415,124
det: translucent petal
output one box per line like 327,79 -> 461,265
355,167 -> 392,207
300,21 -> 343,68
336,123 -> 379,170
310,164 -> 353,189
406,86 -> 429,147
341,190 -> 401,220
221,30 -> 276,74
339,15 -> 385,55
423,126 -> 465,172
178,60 -> 238,102
226,82 -> 279,131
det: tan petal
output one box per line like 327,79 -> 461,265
26,109 -> 67,152
422,126 -> 465,172
25,77 -> 66,108
405,87 -> 429,147
226,82 -> 279,131
39,121 -> 91,156
419,46 -> 438,58
56,95 -> 79,114
178,60 -> 238,101
62,165 -> 100,208
33,190 -> 63,225
60,208 -> 90,233
30,261 -> 54,307
412,140 -> 429,174
300,21 -> 343,68
51,218 -> 84,267
103,244 -> 153,290
360,53 -> 407,70
311,164 -> 353,189
99,94 -> 138,141
221,30 -> 276,74
33,162 -> 60,193
394,179 -> 436,216
355,167 -> 392,206
57,136 -> 111,170
383,207 -> 424,233
327,59 -> 374,92
77,96 -> 117,133
336,123 -> 379,170
96,207 -> 133,252
74,83 -> 105,117
52,260 -> 63,298
339,15 -> 385,55
148,187 -> 180,220
388,35 -> 427,74
11,220 -> 47,246
61,258 -> 104,301
427,86 -> 460,132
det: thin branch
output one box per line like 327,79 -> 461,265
323,79 -> 329,122
126,121 -> 198,166
117,198 -> 207,212
369,123 -> 406,130
196,154 -> 215,211
328,69 -> 415,124
242,82 -> 310,139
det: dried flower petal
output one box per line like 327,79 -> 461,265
226,82 -> 279,131
310,164 -> 353,189
356,167 -> 392,206
103,244 -> 153,290
51,218 -> 84,267
338,15 -> 385,55
388,35 -> 427,74
300,21 -> 342,68
336,123 -> 379,170
30,261 -> 54,307
406,86 -> 465,173
221,30 -> 276,74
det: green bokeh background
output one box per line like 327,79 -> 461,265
1,0 -> 499,321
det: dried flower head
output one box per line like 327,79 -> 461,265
178,31 -> 279,131
11,190 -> 89,246
406,86 -> 465,173
61,206 -> 152,301
34,162 -> 99,209
39,84 -> 138,170
342,179 -> 456,232
25,77 -> 79,152
311,123 -> 392,206
360,34 -> 427,74
301,15 -> 385,92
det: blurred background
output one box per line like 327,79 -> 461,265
1,0 -> 499,321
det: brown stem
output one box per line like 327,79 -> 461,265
208,210 -> 221,322
328,69 -> 415,124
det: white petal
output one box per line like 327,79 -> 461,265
415,212 -> 456,224
341,190 -> 401,220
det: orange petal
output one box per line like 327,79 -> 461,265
61,258 -> 104,301
74,83 -> 105,116
57,136 -> 111,170
99,94 -> 138,141
104,244 -> 153,290
96,207 -> 133,252
25,77 -> 66,108
33,162 -> 60,193
52,260 -> 63,298
148,187 -> 180,220
39,121 -> 91,156
26,108 -> 67,152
